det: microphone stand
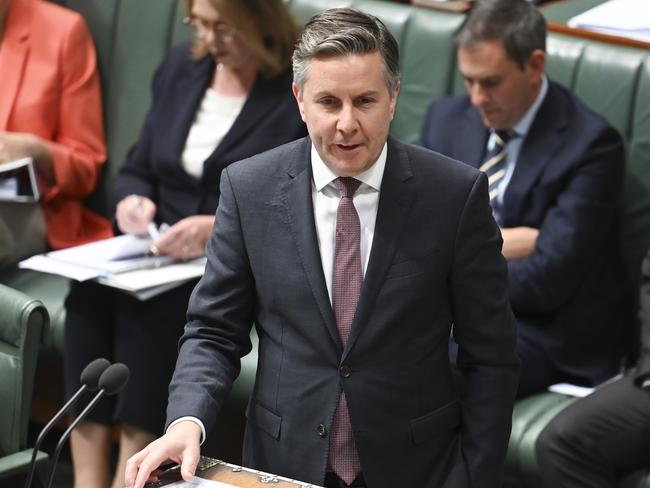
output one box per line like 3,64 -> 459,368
44,388 -> 107,488
23,385 -> 89,488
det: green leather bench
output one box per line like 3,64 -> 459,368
2,0 -> 649,482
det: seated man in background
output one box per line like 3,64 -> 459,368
0,0 -> 111,265
536,244 -> 650,488
420,0 -> 627,398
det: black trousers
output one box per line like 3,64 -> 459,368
536,373 -> 650,487
63,280 -> 197,435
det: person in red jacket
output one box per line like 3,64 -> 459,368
0,0 -> 111,264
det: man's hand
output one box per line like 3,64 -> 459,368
125,421 -> 202,488
501,226 -> 539,260
116,195 -> 157,236
153,215 -> 214,260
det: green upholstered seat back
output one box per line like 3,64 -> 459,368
0,285 -> 47,456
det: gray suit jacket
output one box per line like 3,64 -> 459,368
167,136 -> 519,488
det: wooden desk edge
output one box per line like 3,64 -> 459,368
547,21 -> 650,50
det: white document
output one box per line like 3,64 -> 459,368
568,0 -> 650,43
19,235 -> 170,279
18,235 -> 206,300
547,383 -> 595,398
165,478 -> 237,488
97,258 -> 206,292
548,373 -> 624,398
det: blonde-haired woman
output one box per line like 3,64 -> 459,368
63,1 -> 306,487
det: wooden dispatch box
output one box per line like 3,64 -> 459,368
145,456 -> 323,488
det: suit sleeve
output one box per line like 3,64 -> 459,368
165,167 -> 255,434
450,172 -> 520,488
41,15 -> 106,202
508,126 -> 624,315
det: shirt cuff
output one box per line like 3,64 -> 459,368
166,416 -> 206,445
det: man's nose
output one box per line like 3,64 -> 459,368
336,105 -> 359,134
469,84 -> 489,108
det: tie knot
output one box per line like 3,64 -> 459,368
494,129 -> 517,147
335,177 -> 361,198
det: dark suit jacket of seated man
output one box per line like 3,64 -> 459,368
125,8 -> 519,488
420,0 -> 626,398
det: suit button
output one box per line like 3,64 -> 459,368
317,424 -> 327,437
340,365 -> 351,378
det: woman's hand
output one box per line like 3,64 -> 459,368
0,131 -> 54,183
116,195 -> 156,235
153,215 -> 214,260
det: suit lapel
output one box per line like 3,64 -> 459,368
502,83 -> 568,222
0,0 -> 31,129
344,138 -> 415,359
162,55 -> 213,170
281,139 -> 340,348
212,74 -> 283,161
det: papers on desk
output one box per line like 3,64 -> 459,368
568,0 -> 650,43
19,234 -> 206,300
166,478 -> 237,488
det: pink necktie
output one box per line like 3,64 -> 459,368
329,177 -> 362,484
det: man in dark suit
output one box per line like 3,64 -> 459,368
535,246 -> 650,487
420,0 -> 626,398
126,8 -> 519,488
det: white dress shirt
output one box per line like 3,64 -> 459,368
168,142 -> 388,443
311,142 -> 386,302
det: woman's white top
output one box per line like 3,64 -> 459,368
181,87 -> 246,179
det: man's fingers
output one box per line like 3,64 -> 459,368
133,453 -> 167,488
180,444 -> 200,481
124,447 -> 148,488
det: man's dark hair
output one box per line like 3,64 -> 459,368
454,0 -> 546,69
292,8 -> 400,93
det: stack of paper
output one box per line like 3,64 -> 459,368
568,0 -> 650,43
19,234 -> 206,300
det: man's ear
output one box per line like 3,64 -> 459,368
389,81 -> 401,120
292,82 -> 307,122
527,49 -> 546,79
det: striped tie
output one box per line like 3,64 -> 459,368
479,130 -> 516,204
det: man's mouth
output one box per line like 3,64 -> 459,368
335,143 -> 362,152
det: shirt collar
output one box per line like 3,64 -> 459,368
311,142 -> 387,192
512,74 -> 548,138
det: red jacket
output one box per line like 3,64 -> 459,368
0,0 -> 112,249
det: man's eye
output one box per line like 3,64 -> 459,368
318,98 -> 337,106
357,98 -> 375,105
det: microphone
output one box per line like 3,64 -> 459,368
45,363 -> 130,488
24,358 -> 111,488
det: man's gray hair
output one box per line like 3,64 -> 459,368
292,8 -> 400,93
